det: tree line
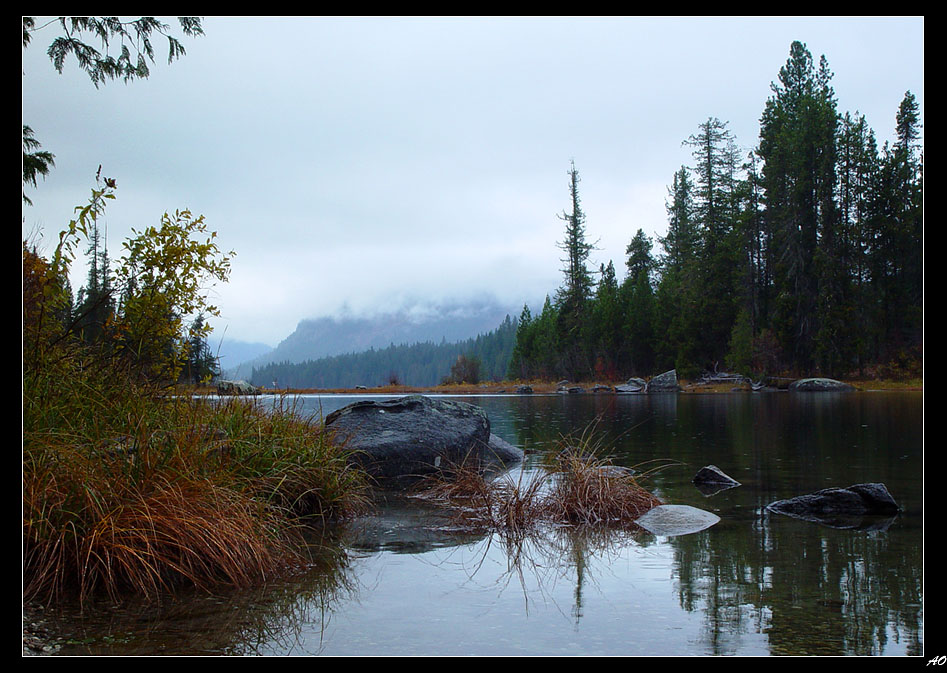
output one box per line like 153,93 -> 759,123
509,41 -> 922,382
251,315 -> 517,389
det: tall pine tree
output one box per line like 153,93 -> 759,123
758,41 -> 839,373
554,161 -> 596,380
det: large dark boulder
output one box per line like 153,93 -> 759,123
324,395 -> 522,488
767,482 -> 899,529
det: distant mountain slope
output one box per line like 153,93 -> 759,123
227,298 -> 521,381
213,338 -> 273,377
250,314 -> 517,389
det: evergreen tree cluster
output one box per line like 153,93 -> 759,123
509,41 -> 922,382
250,315 -> 517,389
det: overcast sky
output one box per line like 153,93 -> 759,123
22,16 -> 924,347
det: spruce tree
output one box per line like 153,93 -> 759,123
622,229 -> 656,376
554,161 -> 595,380
507,304 -> 534,380
73,218 -> 114,345
590,261 -> 622,380
758,41 -> 839,373
683,117 -> 743,369
654,166 -> 701,375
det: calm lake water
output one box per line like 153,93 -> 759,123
39,391 -> 923,656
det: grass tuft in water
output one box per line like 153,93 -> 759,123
411,425 -> 662,534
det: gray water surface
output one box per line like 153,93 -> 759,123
41,391 -> 923,656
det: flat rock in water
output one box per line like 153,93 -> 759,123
635,504 -> 720,536
485,433 -> 525,467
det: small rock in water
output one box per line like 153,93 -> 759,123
692,465 -> 741,495
635,504 -> 720,536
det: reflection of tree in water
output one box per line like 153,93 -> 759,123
548,526 -> 656,629
671,513 -> 765,655
453,522 -> 656,628
668,508 -> 923,655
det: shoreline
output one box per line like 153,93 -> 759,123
190,377 -> 923,397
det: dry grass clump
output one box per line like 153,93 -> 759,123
411,430 -> 662,534
545,451 -> 662,525
24,466 -> 303,603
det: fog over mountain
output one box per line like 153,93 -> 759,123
211,338 -> 274,377
224,297 -> 524,380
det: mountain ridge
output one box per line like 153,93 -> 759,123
224,298 -> 523,380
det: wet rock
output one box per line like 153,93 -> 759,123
216,379 -> 262,395
515,385 -> 533,394
616,378 -> 647,394
766,482 -> 899,528
486,433 -> 524,467
325,395 -> 522,488
788,378 -> 855,392
596,465 -> 637,478
635,504 -> 720,536
693,465 -> 741,495
646,370 -> 681,393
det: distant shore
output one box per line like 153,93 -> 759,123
189,376 -> 922,397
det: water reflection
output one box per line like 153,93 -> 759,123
483,392 -> 923,655
34,392 -> 922,655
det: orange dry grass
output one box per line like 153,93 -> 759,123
23,453 -> 304,605
545,452 -> 662,525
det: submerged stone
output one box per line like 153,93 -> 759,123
635,504 -> 720,536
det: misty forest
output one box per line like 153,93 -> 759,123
253,41 -> 922,389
